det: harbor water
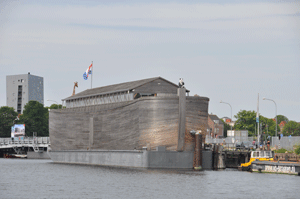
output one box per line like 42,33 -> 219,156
0,159 -> 299,199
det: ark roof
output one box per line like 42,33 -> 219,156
63,76 -> 189,101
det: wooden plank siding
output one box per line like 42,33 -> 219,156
49,95 -> 209,152
185,96 -> 209,151
138,98 -> 179,151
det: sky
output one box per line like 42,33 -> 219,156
0,0 -> 299,122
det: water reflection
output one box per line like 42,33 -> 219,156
1,159 -> 299,199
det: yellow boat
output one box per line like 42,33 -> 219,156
239,150 -> 274,171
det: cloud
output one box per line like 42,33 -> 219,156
1,1 -> 298,51
5,2 -> 300,29
0,1 -> 299,121
14,2 -> 298,21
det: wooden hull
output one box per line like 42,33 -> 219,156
49,96 -> 209,152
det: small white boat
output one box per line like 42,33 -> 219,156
13,154 -> 27,158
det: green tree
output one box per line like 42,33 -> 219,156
233,110 -> 278,137
234,110 -> 256,136
295,145 -> 300,155
45,104 -> 65,109
276,115 -> 289,124
17,101 -> 49,137
282,121 -> 300,136
49,104 -> 62,109
220,119 -> 231,137
0,106 -> 18,137
259,116 -> 277,137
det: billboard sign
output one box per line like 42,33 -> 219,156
11,124 -> 25,138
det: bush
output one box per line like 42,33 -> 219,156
295,145 -> 300,155
275,148 -> 287,153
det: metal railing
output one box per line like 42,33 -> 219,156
0,137 -> 50,146
205,135 -> 253,144
205,135 -> 254,151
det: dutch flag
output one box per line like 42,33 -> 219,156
83,63 -> 93,80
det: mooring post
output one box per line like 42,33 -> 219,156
195,132 -> 200,168
194,131 -> 202,170
214,144 -> 219,170
199,133 -> 203,168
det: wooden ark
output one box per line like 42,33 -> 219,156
49,77 -> 209,152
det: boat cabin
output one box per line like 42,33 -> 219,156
251,150 -> 274,159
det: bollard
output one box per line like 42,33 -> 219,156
214,144 -> 219,170
199,133 -> 202,168
194,132 -> 202,170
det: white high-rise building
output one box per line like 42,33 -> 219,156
6,72 -> 44,114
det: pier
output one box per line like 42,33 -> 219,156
0,137 -> 50,158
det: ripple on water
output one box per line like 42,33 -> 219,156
0,159 -> 299,199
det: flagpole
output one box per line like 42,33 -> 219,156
91,61 -> 93,89
257,93 -> 260,150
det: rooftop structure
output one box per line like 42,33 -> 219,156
221,116 -> 235,127
279,121 -> 287,132
63,77 -> 190,108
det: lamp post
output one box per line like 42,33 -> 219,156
263,97 -> 277,137
220,101 -> 233,133
47,99 -> 61,109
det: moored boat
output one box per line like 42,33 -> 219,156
238,150 -> 274,171
239,150 -> 300,175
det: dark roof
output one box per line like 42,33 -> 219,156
63,77 -> 189,101
209,114 -> 221,121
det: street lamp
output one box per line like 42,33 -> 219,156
263,97 -> 277,137
47,99 -> 61,109
220,101 -> 233,132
